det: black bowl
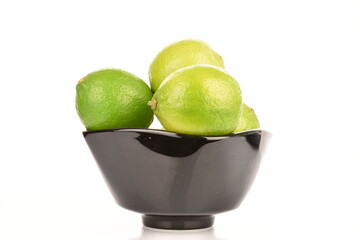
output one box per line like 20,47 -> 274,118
83,128 -> 270,230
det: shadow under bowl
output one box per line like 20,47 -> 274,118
83,128 -> 270,230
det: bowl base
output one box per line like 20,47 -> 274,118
142,215 -> 214,230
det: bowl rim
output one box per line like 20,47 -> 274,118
83,128 -> 269,140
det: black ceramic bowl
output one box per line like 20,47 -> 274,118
83,128 -> 270,230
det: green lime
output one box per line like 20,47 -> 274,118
149,39 -> 224,92
148,65 -> 242,136
76,68 -> 153,131
234,104 -> 260,132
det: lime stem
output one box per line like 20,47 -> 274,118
147,98 -> 157,110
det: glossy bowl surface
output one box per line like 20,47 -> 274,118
83,128 -> 270,230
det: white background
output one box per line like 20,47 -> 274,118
0,0 -> 359,239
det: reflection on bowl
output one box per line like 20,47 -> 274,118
83,128 -> 270,230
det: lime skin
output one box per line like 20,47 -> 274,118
149,39 -> 224,92
76,68 -> 153,131
234,104 -> 260,132
149,65 -> 242,136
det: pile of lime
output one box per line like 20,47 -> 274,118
76,39 -> 260,136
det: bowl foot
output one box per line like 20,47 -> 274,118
142,215 -> 214,230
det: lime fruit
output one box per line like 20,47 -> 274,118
76,68 -> 153,131
149,39 -> 225,92
234,104 -> 260,132
148,65 -> 242,136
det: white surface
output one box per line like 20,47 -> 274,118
0,0 -> 359,239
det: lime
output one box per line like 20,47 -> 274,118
149,39 -> 224,92
234,104 -> 260,132
148,65 -> 242,136
76,68 -> 153,131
